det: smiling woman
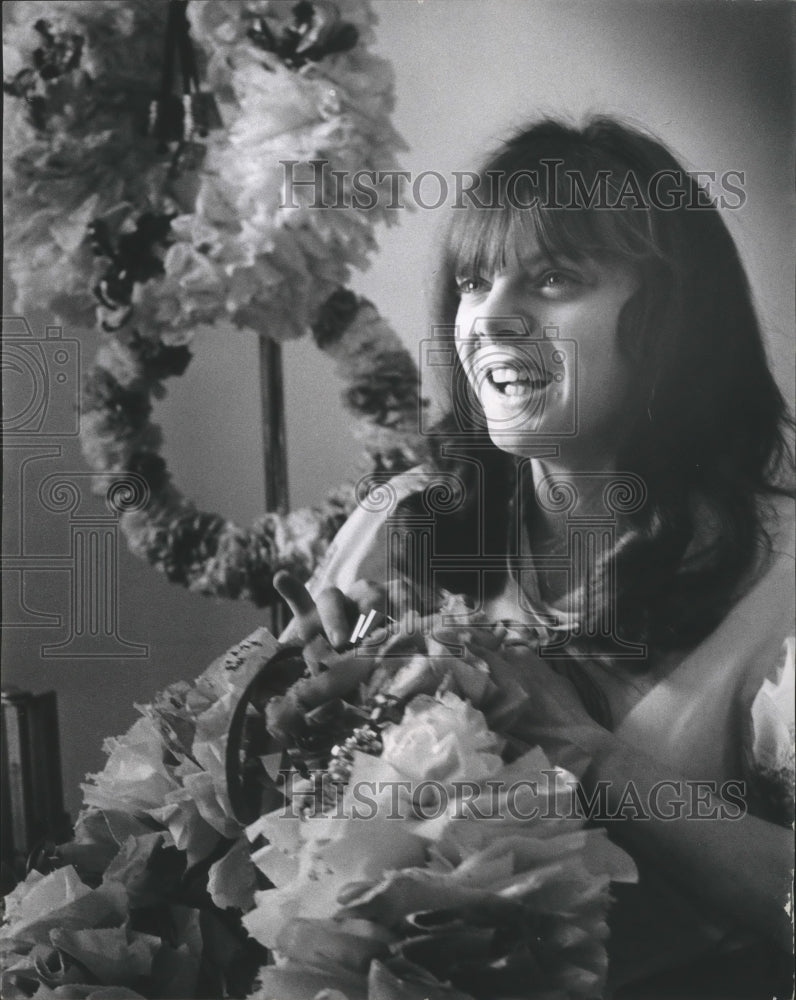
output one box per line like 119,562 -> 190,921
413,118 -> 794,639
278,116 -> 795,998
453,248 -> 639,467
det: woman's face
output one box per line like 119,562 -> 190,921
454,235 -> 640,468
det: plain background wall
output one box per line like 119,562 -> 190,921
3,0 -> 793,818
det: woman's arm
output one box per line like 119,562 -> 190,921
582,732 -> 794,952
454,637 -> 793,952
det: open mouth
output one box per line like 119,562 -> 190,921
485,362 -> 552,397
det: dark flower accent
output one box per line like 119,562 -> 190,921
3,19 -> 86,130
247,1 -> 359,70
123,330 -> 193,381
311,286 -> 361,348
3,68 -> 48,130
31,18 -> 84,81
3,18 -> 92,132
127,450 -> 169,495
82,367 -> 152,431
372,447 -> 414,474
89,212 -> 175,311
344,365 -> 421,425
159,511 -> 226,585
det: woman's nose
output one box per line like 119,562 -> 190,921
469,314 -> 535,342
466,280 -> 538,341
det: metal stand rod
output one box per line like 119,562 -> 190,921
259,337 -> 289,513
258,337 -> 290,633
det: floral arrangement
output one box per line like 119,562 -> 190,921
3,0 -> 425,606
4,0 -> 405,336
3,1 -> 172,330
0,628 -> 278,999
0,612 -> 637,1000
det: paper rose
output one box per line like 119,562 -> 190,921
744,636 -> 795,826
750,636 -> 795,771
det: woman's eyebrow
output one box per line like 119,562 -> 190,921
504,249 -> 553,271
517,251 -> 575,271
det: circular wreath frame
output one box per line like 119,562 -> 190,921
81,286 -> 427,607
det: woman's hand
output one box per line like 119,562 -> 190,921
438,629 -> 613,774
269,572 -> 431,742
264,645 -> 379,745
274,570 -> 389,648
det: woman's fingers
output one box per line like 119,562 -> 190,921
273,571 -> 323,643
274,570 -> 315,616
265,650 -> 377,743
274,571 -> 384,648
315,587 -> 355,648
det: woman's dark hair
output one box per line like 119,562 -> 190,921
397,116 -> 793,713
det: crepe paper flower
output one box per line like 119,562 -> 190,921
148,799 -> 222,871
743,636 -> 795,826
48,924 -> 160,987
12,0 -> 407,348
250,964 -> 371,1000
2,616 -> 637,999
80,716 -> 179,817
78,628 -> 278,857
1,628 -> 287,998
251,957 -> 478,999
380,693 -> 503,785
0,868 -> 127,950
1,975 -> 147,1000
1,897 -> 200,999
3,1 -> 172,322
207,837 -> 259,912
750,636 -> 795,770
364,960 -> 479,1000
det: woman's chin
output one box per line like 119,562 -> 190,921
486,424 -> 560,455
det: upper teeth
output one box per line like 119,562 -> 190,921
489,367 -> 529,383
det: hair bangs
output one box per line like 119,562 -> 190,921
446,170 -> 661,289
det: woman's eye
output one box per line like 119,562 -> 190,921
535,269 -> 582,296
454,275 -> 488,295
